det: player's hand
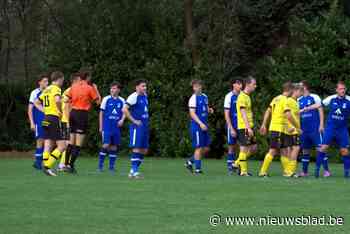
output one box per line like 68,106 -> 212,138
319,126 -> 324,133
259,125 -> 267,135
200,123 -> 208,131
208,107 -> 214,114
246,128 -> 254,137
30,122 -> 35,131
134,120 -> 142,126
230,127 -> 237,137
99,127 -> 102,133
118,120 -> 124,127
287,127 -> 295,134
92,83 -> 98,90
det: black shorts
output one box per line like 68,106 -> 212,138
61,122 -> 70,140
285,134 -> 300,147
70,109 -> 89,134
269,131 -> 289,149
237,129 -> 257,146
42,115 -> 63,141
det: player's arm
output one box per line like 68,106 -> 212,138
91,84 -> 102,105
27,103 -> 35,131
123,105 -> 141,126
285,110 -> 300,133
34,98 -> 44,113
240,107 -> 253,137
300,103 -> 321,112
189,108 -> 207,131
99,110 -> 103,133
260,107 -> 271,135
224,109 -> 234,130
55,95 -> 62,116
318,106 -> 324,132
118,112 -> 126,127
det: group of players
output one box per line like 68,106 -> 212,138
28,70 -> 149,178
185,77 -> 350,178
28,71 -> 350,178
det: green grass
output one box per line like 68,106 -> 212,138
0,157 -> 349,234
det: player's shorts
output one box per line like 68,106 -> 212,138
34,122 -> 44,139
300,131 -> 322,149
129,123 -> 149,149
226,126 -> 237,145
190,127 -> 211,148
102,130 -> 121,145
42,115 -> 63,141
268,131 -> 290,149
61,122 -> 70,141
323,126 -> 350,148
237,129 -> 257,146
70,109 -> 89,134
288,134 -> 300,147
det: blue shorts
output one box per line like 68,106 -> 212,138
102,130 -> 121,145
226,126 -> 237,145
323,126 -> 350,148
190,127 -> 211,149
34,123 -> 44,139
129,124 -> 149,149
300,131 -> 322,149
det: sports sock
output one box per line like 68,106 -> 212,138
45,148 -> 62,169
130,152 -> 139,173
43,151 -> 50,167
315,151 -> 325,177
260,153 -> 273,175
288,159 -> 297,175
343,156 -> 350,177
227,153 -> 235,171
69,145 -> 81,169
98,148 -> 108,170
301,153 -> 310,174
323,154 -> 329,171
238,152 -> 248,174
65,144 -> 73,165
194,159 -> 202,171
59,151 -> 66,168
109,150 -> 118,171
34,147 -> 44,168
280,155 -> 289,174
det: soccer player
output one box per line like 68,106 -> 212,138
123,79 -> 149,179
259,82 -> 294,177
298,81 -> 327,177
235,76 -> 257,176
185,79 -> 213,175
98,82 -> 125,173
34,71 -> 66,176
223,79 -> 242,174
65,70 -> 101,173
285,83 -> 304,176
317,81 -> 350,178
28,74 -> 49,169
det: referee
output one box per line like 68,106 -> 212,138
65,70 -> 101,173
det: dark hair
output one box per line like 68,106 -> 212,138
282,81 -> 293,92
337,80 -> 346,87
243,76 -> 255,86
110,81 -> 122,89
79,67 -> 92,80
50,71 -> 64,81
37,73 -> 49,84
70,73 -> 81,83
293,83 -> 304,91
300,80 -> 310,91
135,79 -> 147,86
190,79 -> 203,87
231,78 -> 243,86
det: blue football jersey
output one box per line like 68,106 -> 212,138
298,94 -> 321,133
29,88 -> 45,124
323,95 -> 350,128
126,92 -> 149,125
100,95 -> 125,133
188,93 -> 209,127
224,91 -> 239,129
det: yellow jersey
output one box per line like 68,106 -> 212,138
286,97 -> 300,135
39,84 -> 62,117
61,88 -> 71,123
236,92 -> 254,129
269,95 -> 289,134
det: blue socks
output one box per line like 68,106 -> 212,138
301,154 -> 310,174
227,153 -> 235,171
315,151 -> 326,177
343,156 -> 350,177
323,154 -> 329,171
98,148 -> 108,171
109,150 -> 117,171
188,155 -> 195,164
34,147 -> 44,169
194,159 -> 202,171
131,152 -> 144,174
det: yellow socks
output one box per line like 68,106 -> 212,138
259,153 -> 274,175
237,152 -> 248,174
44,148 -> 62,169
280,155 -> 289,175
288,159 -> 297,175
60,151 -> 66,166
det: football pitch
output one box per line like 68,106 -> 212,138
0,157 -> 349,234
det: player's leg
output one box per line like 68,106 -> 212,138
68,133 -> 85,171
314,132 -> 330,177
259,132 -> 280,177
45,140 -> 66,171
58,123 -> 69,170
287,136 -> 300,177
226,127 -> 237,174
236,130 -> 252,176
128,125 -> 146,178
108,143 -> 118,173
33,138 -> 44,170
315,128 -> 333,178
185,128 -> 200,173
336,128 -> 350,177
98,131 -> 110,172
299,132 -> 312,177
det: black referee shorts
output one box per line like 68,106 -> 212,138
69,109 -> 89,134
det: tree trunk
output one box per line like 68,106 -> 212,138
184,0 -> 199,66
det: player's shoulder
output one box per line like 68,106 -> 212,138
127,92 -> 138,99
225,91 -> 233,99
118,96 -> 126,103
102,95 -> 112,102
30,88 -> 41,96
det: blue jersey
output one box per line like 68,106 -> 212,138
188,93 -> 209,128
323,95 -> 350,129
298,94 -> 321,133
126,92 -> 149,125
100,95 -> 125,133
29,88 -> 45,124
224,91 -> 238,129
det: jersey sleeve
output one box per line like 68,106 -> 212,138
284,98 -> 292,112
224,93 -> 231,109
89,86 -> 99,101
119,97 -> 126,107
38,92 -> 45,102
100,96 -> 108,111
322,95 -> 336,106
126,93 -> 138,106
237,95 -> 247,109
188,95 -> 196,109
29,90 -> 37,104
310,94 -> 322,105
52,86 -> 61,97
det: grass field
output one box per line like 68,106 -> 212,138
0,157 -> 349,234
